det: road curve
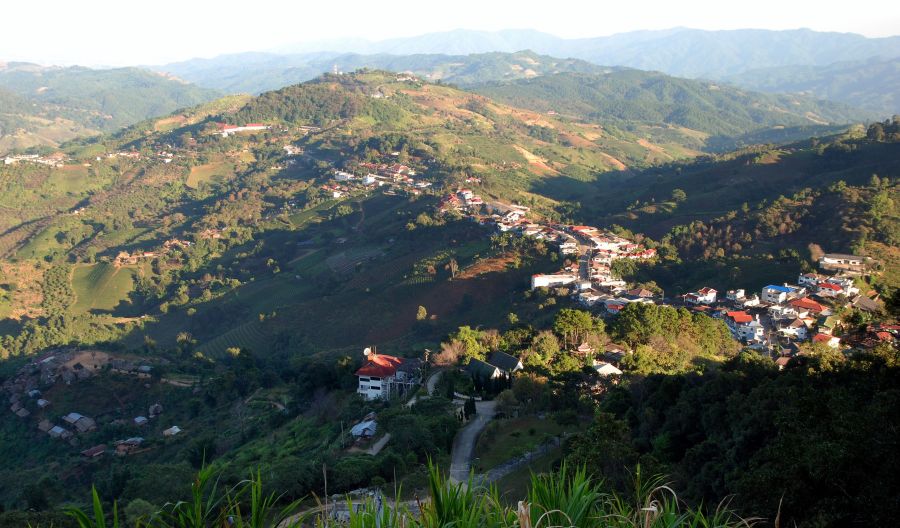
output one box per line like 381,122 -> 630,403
448,400 -> 497,484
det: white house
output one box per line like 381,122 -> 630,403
725,311 -> 765,342
334,171 -> 355,182
684,287 -> 717,305
726,289 -> 746,302
531,273 -> 578,289
819,253 -> 866,273
162,426 -> 182,436
355,348 -> 420,401
822,277 -> 859,296
558,238 -> 578,255
798,273 -> 826,288
761,284 -> 792,304
593,361 -> 623,377
778,318 -> 809,340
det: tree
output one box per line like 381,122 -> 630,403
447,258 -> 459,278
124,498 -> 157,525
495,389 -> 519,417
463,397 -> 477,420
531,331 -> 560,364
567,412 -> 639,490
448,326 -> 486,362
552,309 -> 602,348
416,305 -> 428,321
671,188 -> 687,203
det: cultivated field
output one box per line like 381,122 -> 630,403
70,262 -> 137,314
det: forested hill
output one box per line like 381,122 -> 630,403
0,85 -> 101,154
725,56 -> 900,116
472,71 -> 870,150
0,62 -> 221,150
157,50 -> 615,94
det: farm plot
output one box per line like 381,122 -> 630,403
326,247 -> 384,274
196,320 -> 271,357
71,262 -> 137,314
187,160 -> 235,188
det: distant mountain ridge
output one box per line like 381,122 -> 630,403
154,28 -> 900,116
725,57 -> 900,115
267,27 -> 900,78
0,62 -> 221,131
0,62 -> 221,153
158,50 -> 614,93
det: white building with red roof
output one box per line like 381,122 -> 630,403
355,348 -> 421,400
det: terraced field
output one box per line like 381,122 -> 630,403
70,262 -> 138,314
195,320 -> 271,357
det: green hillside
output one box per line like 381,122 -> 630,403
70,262 -> 138,314
725,57 -> 900,116
159,50 -> 612,93
473,71 -> 869,150
0,63 -> 221,154
0,70 -> 896,527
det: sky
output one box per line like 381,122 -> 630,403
2,0 -> 899,66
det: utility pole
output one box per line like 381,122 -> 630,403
323,463 -> 329,527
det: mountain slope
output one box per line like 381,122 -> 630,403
473,71 -> 868,150
0,86 -> 101,153
0,62 -> 222,133
725,57 -> 900,116
157,50 -> 613,94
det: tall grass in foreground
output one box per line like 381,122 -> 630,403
66,463 -> 755,528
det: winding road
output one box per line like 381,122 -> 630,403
448,400 -> 497,484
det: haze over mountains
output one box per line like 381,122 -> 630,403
2,11 -> 900,526
152,27 -> 900,115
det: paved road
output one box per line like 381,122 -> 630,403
425,369 -> 443,395
448,400 -> 497,484
406,369 -> 444,407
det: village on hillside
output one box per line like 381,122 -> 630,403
3,348 -> 185,459
434,185 -> 894,369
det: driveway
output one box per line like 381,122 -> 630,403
448,400 -> 497,484
406,369 -> 444,407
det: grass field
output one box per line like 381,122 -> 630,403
187,160 -> 235,188
492,447 -> 562,505
70,262 -> 137,314
474,415 -> 568,472
46,165 -> 91,194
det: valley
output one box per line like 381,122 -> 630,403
0,25 -> 898,528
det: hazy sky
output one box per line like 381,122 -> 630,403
2,0 -> 899,66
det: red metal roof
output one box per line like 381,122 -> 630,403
726,311 -> 753,324
355,354 -> 404,377
817,282 -> 842,291
790,297 -> 826,312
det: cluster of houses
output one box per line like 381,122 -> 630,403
216,122 -> 270,137
113,237 -> 192,266
1,348 -> 179,451
330,163 -> 431,196
439,188 -> 486,212
522,224 -> 656,308
675,254 -> 886,356
3,152 -> 68,167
